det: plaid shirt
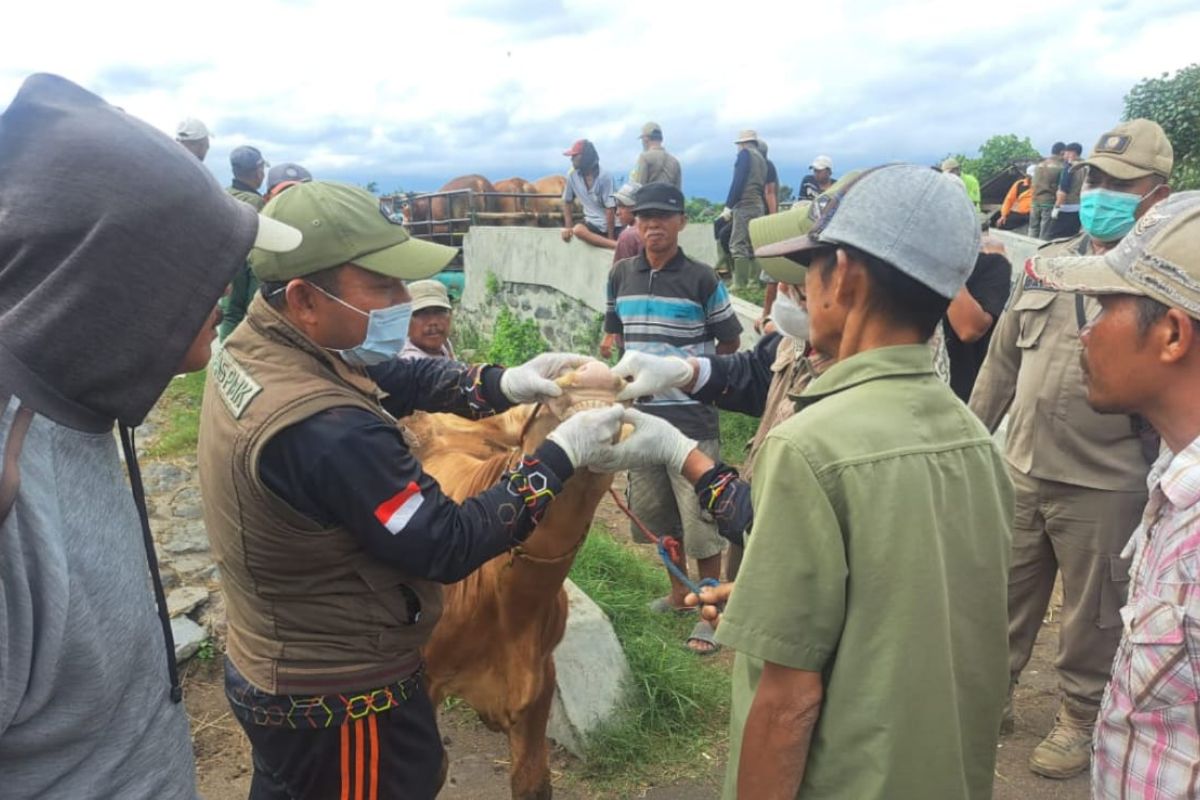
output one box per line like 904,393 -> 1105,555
1093,436 -> 1200,799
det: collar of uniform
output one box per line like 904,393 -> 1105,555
1152,434 -> 1200,510
634,247 -> 688,273
243,293 -> 380,398
231,178 -> 261,195
791,344 -> 934,407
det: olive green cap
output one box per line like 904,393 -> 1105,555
250,180 -> 457,282
1074,118 -> 1174,181
750,202 -> 815,284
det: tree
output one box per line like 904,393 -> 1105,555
1124,63 -> 1200,190
778,183 -> 795,204
945,134 -> 1041,184
685,196 -> 722,223
364,181 -> 379,194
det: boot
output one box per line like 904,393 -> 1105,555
733,258 -> 752,289
1029,701 -> 1095,779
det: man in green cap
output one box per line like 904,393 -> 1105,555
198,181 -> 645,798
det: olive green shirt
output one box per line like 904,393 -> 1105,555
632,147 -> 682,190
716,344 -> 1013,800
221,184 -> 265,339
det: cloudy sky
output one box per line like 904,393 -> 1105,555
3,0 -> 1195,201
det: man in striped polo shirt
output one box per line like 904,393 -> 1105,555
605,181 -> 743,653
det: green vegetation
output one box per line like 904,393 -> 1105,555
719,409 -> 758,465
945,133 -> 1041,183
568,528 -> 730,787
1125,63 -> 1200,190
484,271 -> 502,300
729,281 -> 766,307
685,196 -> 723,223
484,306 -> 549,366
145,371 -> 207,459
195,639 -> 216,662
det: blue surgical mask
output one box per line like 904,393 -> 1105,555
1079,187 -> 1150,242
311,283 -> 413,366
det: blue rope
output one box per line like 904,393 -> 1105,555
656,539 -> 720,597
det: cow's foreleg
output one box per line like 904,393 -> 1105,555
506,659 -> 556,800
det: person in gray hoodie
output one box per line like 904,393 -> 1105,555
0,74 -> 299,799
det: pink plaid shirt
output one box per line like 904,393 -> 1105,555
1093,436 -> 1200,799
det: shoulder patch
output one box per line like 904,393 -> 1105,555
212,349 -> 263,419
1022,273 -> 1049,291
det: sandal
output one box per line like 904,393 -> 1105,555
686,619 -> 720,656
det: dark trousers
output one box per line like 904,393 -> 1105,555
1049,211 -> 1081,239
237,679 -> 447,800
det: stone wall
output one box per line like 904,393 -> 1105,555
459,226 -> 762,351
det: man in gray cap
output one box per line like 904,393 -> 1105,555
222,144 -> 270,339
632,122 -> 682,190
265,161 -> 313,203
400,279 -> 456,360
970,118 -> 1174,780
175,116 -> 210,161
642,165 -> 1012,798
722,130 -> 769,288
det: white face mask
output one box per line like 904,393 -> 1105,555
772,286 -> 810,341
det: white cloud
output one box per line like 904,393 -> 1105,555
1,0 -> 1194,197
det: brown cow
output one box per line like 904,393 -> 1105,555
493,176 -> 538,225
408,174 -> 498,240
530,174 -> 568,227
411,363 -> 622,800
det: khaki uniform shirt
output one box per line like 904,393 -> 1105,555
1032,156 -> 1063,205
633,147 -> 682,189
716,345 -> 1013,799
970,233 -> 1150,492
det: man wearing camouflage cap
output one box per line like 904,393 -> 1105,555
198,180 -> 648,797
970,118 -> 1174,779
1023,191 -> 1200,799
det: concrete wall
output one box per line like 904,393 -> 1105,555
460,226 -> 758,352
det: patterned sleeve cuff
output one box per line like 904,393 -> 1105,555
460,364 -> 513,417
695,462 -> 753,546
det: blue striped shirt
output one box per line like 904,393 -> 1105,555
605,249 -> 742,439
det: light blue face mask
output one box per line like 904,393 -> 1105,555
311,283 -> 413,367
1079,187 -> 1152,242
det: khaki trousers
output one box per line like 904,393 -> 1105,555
1007,468 -> 1146,713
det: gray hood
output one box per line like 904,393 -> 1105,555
0,74 -> 258,431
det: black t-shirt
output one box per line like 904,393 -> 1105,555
944,252 -> 1013,402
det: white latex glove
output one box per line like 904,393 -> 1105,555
719,207 -> 733,222
612,351 -> 695,401
500,352 -> 594,403
545,405 -> 624,469
588,408 -> 698,474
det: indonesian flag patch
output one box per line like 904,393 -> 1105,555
375,482 -> 425,534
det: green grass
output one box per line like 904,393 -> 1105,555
729,281 -> 766,307
145,370 -> 207,459
719,409 -> 759,466
567,528 -> 730,788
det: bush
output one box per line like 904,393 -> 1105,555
484,306 -> 549,366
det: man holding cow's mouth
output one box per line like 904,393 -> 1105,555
197,180 -> 681,798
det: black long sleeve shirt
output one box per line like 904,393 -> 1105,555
257,359 -> 573,584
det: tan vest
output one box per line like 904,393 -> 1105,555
742,337 -> 831,482
736,147 -> 769,210
199,295 -> 442,695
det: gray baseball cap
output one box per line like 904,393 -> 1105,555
756,163 -> 981,299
